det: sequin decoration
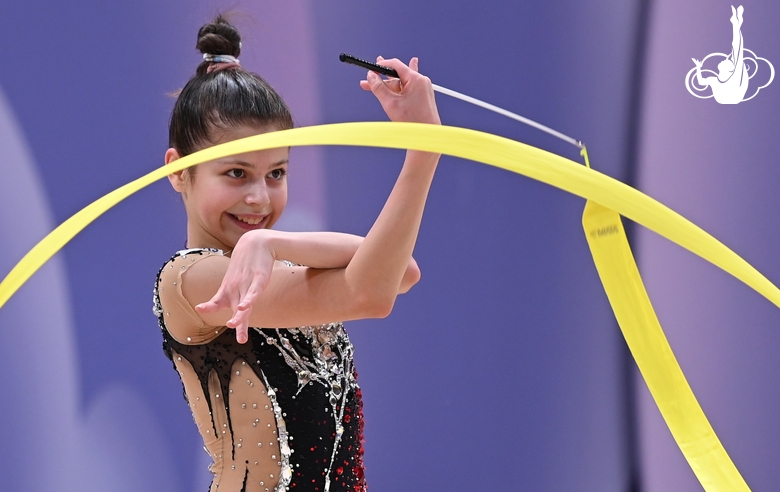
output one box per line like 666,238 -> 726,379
265,325 -> 358,491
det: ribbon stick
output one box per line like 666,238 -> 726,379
0,121 -> 773,490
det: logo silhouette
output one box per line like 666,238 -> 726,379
685,5 -> 774,104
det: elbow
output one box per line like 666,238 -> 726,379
398,259 -> 422,294
348,259 -> 421,318
353,291 -> 397,319
372,298 -> 396,319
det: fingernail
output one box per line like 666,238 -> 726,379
367,71 -> 377,81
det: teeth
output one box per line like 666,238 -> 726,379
235,215 -> 263,225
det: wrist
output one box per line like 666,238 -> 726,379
244,229 -> 281,260
406,149 -> 441,165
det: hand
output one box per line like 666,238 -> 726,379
359,56 -> 440,125
692,58 -> 703,68
195,231 -> 276,344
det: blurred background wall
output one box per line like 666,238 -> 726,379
0,0 -> 777,490
635,0 -> 780,490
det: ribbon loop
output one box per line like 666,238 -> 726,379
0,122 -> 773,490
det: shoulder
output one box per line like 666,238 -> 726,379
156,248 -> 226,344
157,249 -> 301,339
157,248 -> 227,292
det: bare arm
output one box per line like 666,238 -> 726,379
270,230 -> 421,293
345,56 -> 438,308
192,57 -> 437,341
691,58 -> 712,87
239,229 -> 358,267
232,229 -> 420,291
694,60 -> 707,86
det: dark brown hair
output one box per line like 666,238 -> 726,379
169,15 -> 293,157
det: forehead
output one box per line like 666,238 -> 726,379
210,124 -> 290,167
210,124 -> 277,144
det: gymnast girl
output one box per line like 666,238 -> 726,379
153,16 -> 440,492
692,5 -> 748,104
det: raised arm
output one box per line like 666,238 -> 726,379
190,57 -> 438,342
345,56 -> 439,311
692,58 -> 711,87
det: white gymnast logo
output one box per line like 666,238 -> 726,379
685,5 -> 774,104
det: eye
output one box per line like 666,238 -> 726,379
226,168 -> 246,179
268,168 -> 287,180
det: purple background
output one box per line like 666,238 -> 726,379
0,0 -> 777,490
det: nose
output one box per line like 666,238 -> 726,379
244,179 -> 270,208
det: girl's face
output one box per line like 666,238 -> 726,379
167,125 -> 290,251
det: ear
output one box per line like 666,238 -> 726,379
165,148 -> 186,193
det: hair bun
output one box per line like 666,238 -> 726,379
196,15 -> 241,58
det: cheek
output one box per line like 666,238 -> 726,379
268,185 -> 288,226
272,184 -> 288,210
195,187 -> 235,218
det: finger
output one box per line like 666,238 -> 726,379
196,287 -> 229,313
225,300 -> 252,343
235,323 -> 249,344
230,273 -> 269,322
375,58 -> 415,84
226,303 -> 249,328
361,57 -> 383,91
409,57 -> 419,72
365,70 -> 395,99
195,300 -> 217,312
362,74 -> 398,92
385,77 -> 403,94
367,56 -> 403,92
227,308 -> 250,341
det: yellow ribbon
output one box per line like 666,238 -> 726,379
583,201 -> 750,491
0,121 -> 770,490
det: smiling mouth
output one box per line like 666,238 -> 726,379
229,213 -> 268,229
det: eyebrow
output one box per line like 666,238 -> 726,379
216,158 -> 289,170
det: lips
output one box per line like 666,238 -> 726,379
228,213 -> 268,230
